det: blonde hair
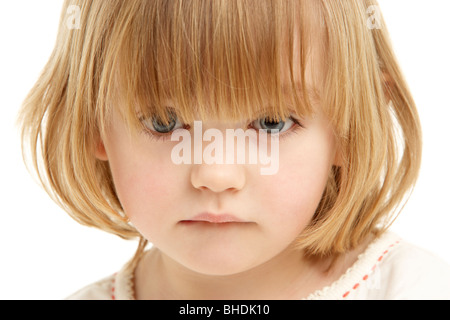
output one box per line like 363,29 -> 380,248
18,0 -> 421,259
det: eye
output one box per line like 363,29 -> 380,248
141,110 -> 183,134
251,116 -> 296,133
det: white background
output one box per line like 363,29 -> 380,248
0,1 -> 449,299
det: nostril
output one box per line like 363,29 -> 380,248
191,164 -> 246,193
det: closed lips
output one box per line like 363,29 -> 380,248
182,213 -> 245,224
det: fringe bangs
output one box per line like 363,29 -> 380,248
102,0 -> 316,133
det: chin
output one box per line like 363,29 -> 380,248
176,250 -> 260,277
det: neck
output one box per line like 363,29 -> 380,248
135,244 -> 339,300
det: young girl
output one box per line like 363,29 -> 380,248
18,0 -> 450,300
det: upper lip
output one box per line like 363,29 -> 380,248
182,212 -> 245,224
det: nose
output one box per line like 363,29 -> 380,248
191,163 -> 246,193
189,120 -> 248,193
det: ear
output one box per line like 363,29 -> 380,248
94,137 -> 109,161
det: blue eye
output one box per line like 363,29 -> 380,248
141,110 -> 183,134
152,117 -> 176,133
251,116 -> 295,133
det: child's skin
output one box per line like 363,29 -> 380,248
94,15 -> 371,299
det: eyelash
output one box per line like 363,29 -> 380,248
140,116 -> 304,142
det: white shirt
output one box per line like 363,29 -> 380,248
67,232 -> 450,300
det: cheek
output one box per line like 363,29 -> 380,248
105,139 -> 181,224
261,135 -> 334,231
117,165 -> 172,214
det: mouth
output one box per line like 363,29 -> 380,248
180,212 -> 248,224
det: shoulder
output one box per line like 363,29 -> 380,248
66,274 -> 116,300
306,231 -> 450,300
66,259 -> 136,300
344,232 -> 450,300
377,237 -> 450,299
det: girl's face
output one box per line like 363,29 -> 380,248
97,18 -> 337,275
96,100 -> 339,276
